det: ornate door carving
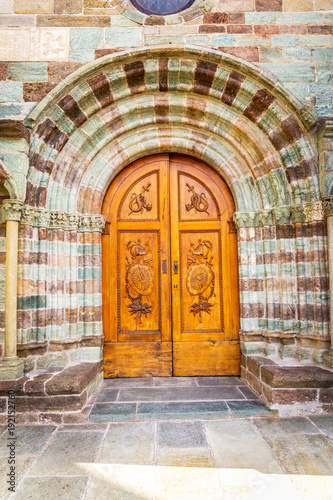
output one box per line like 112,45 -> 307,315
102,154 -> 240,377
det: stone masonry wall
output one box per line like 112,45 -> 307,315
0,0 -> 332,120
0,0 -> 332,372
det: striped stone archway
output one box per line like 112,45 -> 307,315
19,45 -> 329,370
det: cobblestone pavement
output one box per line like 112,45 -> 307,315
1,378 -> 332,499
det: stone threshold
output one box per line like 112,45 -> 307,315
89,376 -> 277,422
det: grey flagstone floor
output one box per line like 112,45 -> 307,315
0,377 -> 332,499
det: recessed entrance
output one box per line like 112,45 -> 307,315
102,154 -> 240,377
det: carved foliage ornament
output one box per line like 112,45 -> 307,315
186,239 -> 215,323
19,207 -> 105,232
2,199 -> 23,222
125,239 -> 154,327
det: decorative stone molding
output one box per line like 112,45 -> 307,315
20,207 -> 105,232
2,199 -> 24,222
304,201 -> 325,222
272,207 -> 291,226
107,0 -> 214,25
233,204 -> 325,229
323,197 -> 333,217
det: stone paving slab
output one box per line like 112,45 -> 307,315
265,433 -> 333,475
90,402 -> 137,422
137,401 -> 230,421
196,376 -> 245,386
204,420 -> 284,474
0,415 -> 332,499
97,422 -> 155,465
29,430 -> 104,476
226,400 -> 276,416
14,476 -> 88,500
0,425 -> 56,457
157,422 -> 207,449
309,415 -> 333,440
118,386 -> 246,402
254,417 -> 321,436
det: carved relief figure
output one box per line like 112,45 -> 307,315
186,239 -> 215,322
125,239 -> 154,327
185,183 -> 209,215
128,183 -> 152,216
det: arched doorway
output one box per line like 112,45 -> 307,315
102,154 -> 240,377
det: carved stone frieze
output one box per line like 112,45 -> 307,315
2,199 -> 24,222
20,206 -> 105,232
272,207 -> 291,225
322,197 -> 333,217
304,201 -> 325,222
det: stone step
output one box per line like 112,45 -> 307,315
89,399 -> 277,422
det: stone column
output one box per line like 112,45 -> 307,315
323,197 -> 333,351
0,199 -> 24,379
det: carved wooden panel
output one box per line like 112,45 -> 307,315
102,153 -> 240,377
118,232 -> 160,333
119,172 -> 159,221
180,231 -> 223,333
178,172 -> 219,221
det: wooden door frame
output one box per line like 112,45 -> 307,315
101,153 -> 240,377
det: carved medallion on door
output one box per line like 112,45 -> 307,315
102,154 -> 240,377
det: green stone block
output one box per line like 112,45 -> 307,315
312,48 -> 333,63
17,295 -> 47,310
105,28 -> 143,48
211,34 -> 236,47
123,9 -> 145,24
260,63 -> 316,83
70,28 -> 104,50
69,50 -> 95,62
111,16 -> 139,27
0,103 -> 34,119
299,35 -> 330,47
7,62 -> 48,82
259,48 -> 283,63
272,35 -> 299,47
317,64 -> 333,83
276,13 -> 292,23
185,36 -> 210,46
293,12 -> 322,24
245,12 -> 275,24
0,138 -> 29,153
0,82 -> 23,103
145,35 -> 184,45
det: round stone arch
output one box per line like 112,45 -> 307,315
20,46 -> 329,368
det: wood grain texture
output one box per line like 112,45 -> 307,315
103,342 -> 172,378
102,154 -> 240,378
173,341 -> 241,376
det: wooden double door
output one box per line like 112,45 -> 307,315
102,154 -> 240,377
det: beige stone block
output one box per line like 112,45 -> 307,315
0,0 -> 14,14
31,28 -> 69,61
213,0 -> 255,12
15,0 -> 54,14
314,0 -> 333,9
0,29 -> 31,61
283,0 -> 314,11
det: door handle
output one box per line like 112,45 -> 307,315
162,260 -> 167,274
173,261 -> 178,274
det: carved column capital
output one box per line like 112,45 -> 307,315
323,197 -> 333,217
304,201 -> 325,222
2,199 -> 24,222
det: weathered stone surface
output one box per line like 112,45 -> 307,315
157,448 -> 214,468
261,365 -> 333,389
24,373 -> 54,396
48,61 -> 82,83
14,476 -> 88,500
0,425 -> 56,456
30,430 -> 104,475
256,0 -> 282,10
54,0 -> 83,14
45,362 -> 101,395
23,82 -> 55,101
157,421 -> 208,449
37,15 -> 110,27
98,422 -> 155,464
204,420 -> 283,473
254,417 -> 321,435
309,416 -> 333,439
16,392 -> 87,412
0,376 -> 27,396
246,356 -> 276,379
7,62 -> 48,81
14,0 -> 54,13
265,434 -> 333,475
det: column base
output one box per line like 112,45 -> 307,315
0,358 -> 24,380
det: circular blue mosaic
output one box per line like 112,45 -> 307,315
131,0 -> 195,16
